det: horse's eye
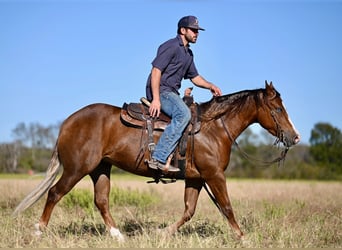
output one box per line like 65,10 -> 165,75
276,107 -> 283,113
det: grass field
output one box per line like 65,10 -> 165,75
0,174 -> 341,248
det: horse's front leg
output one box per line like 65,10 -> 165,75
167,178 -> 204,234
205,171 -> 243,238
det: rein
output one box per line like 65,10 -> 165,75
203,115 -> 290,219
220,117 -> 289,167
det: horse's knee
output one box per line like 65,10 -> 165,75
223,205 -> 233,214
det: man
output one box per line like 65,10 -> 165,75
183,87 -> 194,106
146,15 -> 222,172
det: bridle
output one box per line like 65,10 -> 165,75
270,109 -> 286,146
219,109 -> 289,168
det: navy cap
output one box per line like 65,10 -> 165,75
178,16 -> 205,31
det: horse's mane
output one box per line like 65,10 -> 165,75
199,88 -> 265,122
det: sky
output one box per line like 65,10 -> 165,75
0,0 -> 341,145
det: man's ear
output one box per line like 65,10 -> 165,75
180,27 -> 186,35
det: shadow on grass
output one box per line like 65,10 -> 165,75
58,221 -> 107,236
180,219 -> 225,238
56,218 -> 226,239
122,218 -> 225,238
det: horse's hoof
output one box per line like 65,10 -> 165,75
34,230 -> 42,236
110,227 -> 125,242
240,234 -> 251,246
33,223 -> 43,237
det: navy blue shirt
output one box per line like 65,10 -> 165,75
146,35 -> 199,101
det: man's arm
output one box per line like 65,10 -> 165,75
149,67 -> 162,117
191,75 -> 222,96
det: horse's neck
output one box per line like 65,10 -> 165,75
221,97 -> 258,141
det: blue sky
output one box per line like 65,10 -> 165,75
1,0 -> 341,145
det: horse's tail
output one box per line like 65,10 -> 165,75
12,145 -> 61,217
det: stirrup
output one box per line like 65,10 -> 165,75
147,177 -> 177,184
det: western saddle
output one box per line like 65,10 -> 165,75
120,95 -> 201,181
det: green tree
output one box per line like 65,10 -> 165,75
309,122 -> 342,175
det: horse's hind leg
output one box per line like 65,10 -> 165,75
36,170 -> 85,234
89,162 -> 124,241
167,178 -> 204,234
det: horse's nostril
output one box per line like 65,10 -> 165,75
293,135 -> 300,145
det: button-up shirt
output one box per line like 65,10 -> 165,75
146,35 -> 199,101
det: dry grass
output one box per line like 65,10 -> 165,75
0,174 -> 341,248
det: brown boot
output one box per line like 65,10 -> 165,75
148,159 -> 180,172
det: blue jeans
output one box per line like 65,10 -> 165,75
152,91 -> 191,163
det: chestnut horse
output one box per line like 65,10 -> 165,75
13,81 -> 300,241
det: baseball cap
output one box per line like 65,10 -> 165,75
178,16 -> 205,31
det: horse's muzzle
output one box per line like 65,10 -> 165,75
283,132 -> 300,147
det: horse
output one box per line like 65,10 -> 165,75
13,81 -> 300,241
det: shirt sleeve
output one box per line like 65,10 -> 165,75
184,59 -> 199,79
151,42 -> 176,72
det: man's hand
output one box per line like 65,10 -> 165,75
210,84 -> 222,96
191,75 -> 222,97
149,99 -> 161,118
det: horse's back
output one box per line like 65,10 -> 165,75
63,103 -> 120,122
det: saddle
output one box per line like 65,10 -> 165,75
121,102 -> 169,130
120,97 -> 201,180
120,97 -> 201,134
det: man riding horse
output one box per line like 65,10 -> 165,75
145,15 -> 222,172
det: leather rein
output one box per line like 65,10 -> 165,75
219,112 -> 289,168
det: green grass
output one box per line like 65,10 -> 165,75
62,186 -> 159,216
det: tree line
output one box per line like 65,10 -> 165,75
0,121 -> 341,180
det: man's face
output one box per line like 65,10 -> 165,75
183,28 -> 199,44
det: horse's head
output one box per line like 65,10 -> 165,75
258,81 -> 300,147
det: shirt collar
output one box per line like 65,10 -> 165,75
177,34 -> 190,48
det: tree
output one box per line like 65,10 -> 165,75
0,141 -> 21,173
309,122 -> 342,175
12,122 -> 58,149
8,122 -> 60,172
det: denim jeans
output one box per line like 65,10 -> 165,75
152,91 -> 191,163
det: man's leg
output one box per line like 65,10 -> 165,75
149,92 -> 191,171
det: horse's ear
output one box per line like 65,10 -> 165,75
264,80 -> 273,88
265,80 -> 276,99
